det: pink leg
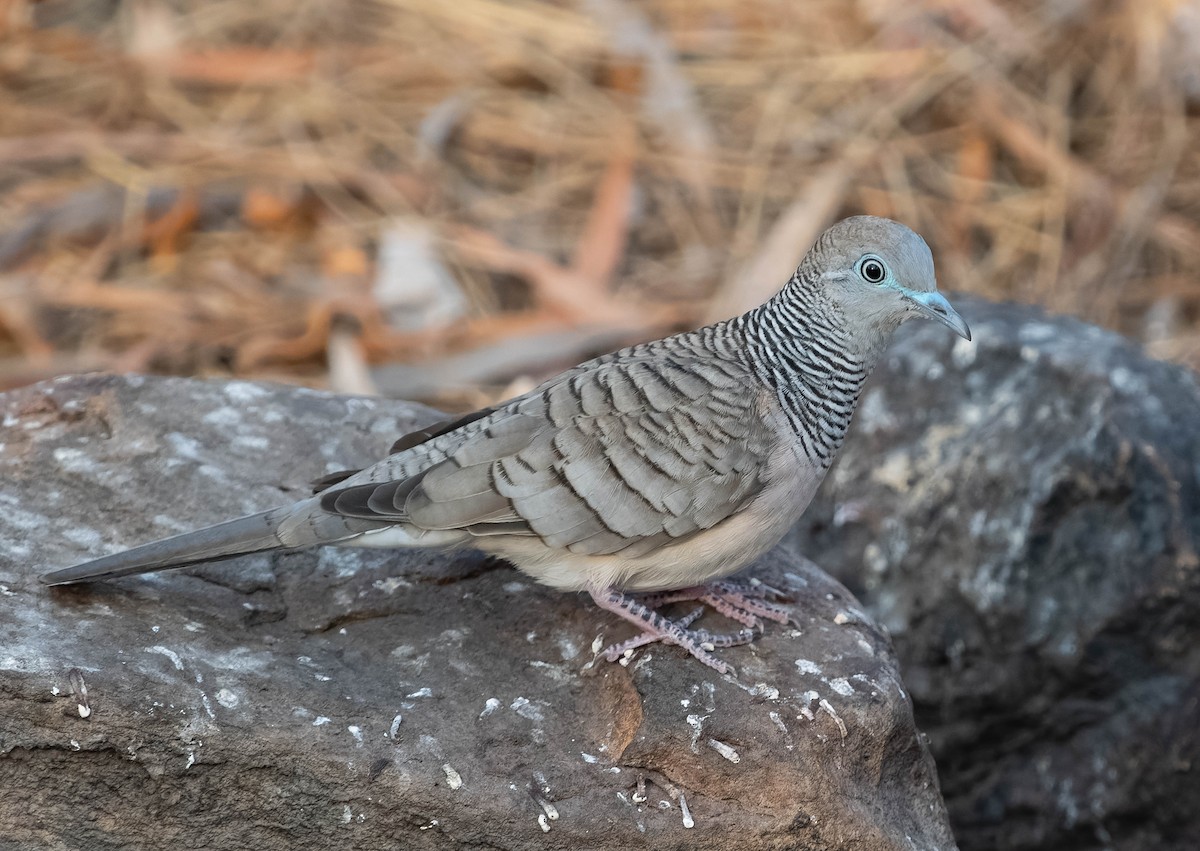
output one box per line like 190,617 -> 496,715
588,586 -> 759,674
634,579 -> 792,629
600,605 -> 705,659
709,580 -> 793,625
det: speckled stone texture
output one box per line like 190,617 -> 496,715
795,299 -> 1200,851
0,374 -> 955,851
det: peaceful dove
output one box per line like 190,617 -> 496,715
41,216 -> 970,673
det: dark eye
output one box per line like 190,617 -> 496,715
858,256 -> 887,284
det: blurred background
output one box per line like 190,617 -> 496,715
1,0 -> 1198,411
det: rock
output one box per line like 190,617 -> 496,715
0,374 -> 955,851
792,299 -> 1200,851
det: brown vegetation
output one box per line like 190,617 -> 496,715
1,0 -> 1197,406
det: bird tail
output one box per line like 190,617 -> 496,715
39,508 -> 291,586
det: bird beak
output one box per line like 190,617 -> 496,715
906,291 -> 971,340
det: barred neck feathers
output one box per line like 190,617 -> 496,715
738,274 -> 873,467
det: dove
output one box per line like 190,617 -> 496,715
41,216 -> 969,673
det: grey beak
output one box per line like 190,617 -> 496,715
907,291 -> 971,341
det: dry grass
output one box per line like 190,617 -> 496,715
1,0 -> 1198,405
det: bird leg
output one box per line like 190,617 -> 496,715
598,605 -> 705,659
708,579 -> 794,625
588,586 -> 760,674
633,578 -> 793,630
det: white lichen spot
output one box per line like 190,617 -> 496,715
798,689 -> 820,722
215,689 -> 239,709
509,697 -> 544,722
348,725 -> 364,747
201,407 -> 241,427
769,711 -> 795,751
146,646 -> 184,670
313,716 -> 331,727
686,714 -> 706,753
388,714 -> 403,738
478,697 -> 500,720
528,660 -> 573,684
223,381 -> 269,404
231,434 -> 269,452
406,687 -> 432,699
341,805 -> 353,824
556,636 -> 579,660
372,576 -> 410,595
581,752 -> 599,764
185,750 -> 195,769
828,678 -> 855,697
707,738 -> 740,763
62,527 -> 102,550
818,698 -> 848,741
679,792 -> 695,829
442,763 -> 463,790
794,659 -> 822,676
51,447 -> 99,474
503,581 -> 527,593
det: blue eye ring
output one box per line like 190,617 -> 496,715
857,255 -> 887,284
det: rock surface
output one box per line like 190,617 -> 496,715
793,300 -> 1200,851
0,374 -> 955,851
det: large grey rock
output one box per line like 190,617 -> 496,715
0,374 -> 955,851
793,300 -> 1200,851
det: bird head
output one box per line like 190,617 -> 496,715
800,216 -> 970,348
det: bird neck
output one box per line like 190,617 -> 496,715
735,278 -> 876,467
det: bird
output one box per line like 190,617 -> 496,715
40,216 -> 969,674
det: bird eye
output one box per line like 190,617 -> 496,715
857,256 -> 887,284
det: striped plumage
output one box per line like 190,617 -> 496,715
41,216 -> 969,673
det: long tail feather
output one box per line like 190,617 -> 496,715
39,509 -> 290,586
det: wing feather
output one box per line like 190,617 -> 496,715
320,352 -> 777,554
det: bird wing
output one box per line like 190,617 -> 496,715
321,353 -> 778,556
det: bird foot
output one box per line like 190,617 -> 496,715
588,580 -> 791,674
632,578 -> 793,629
